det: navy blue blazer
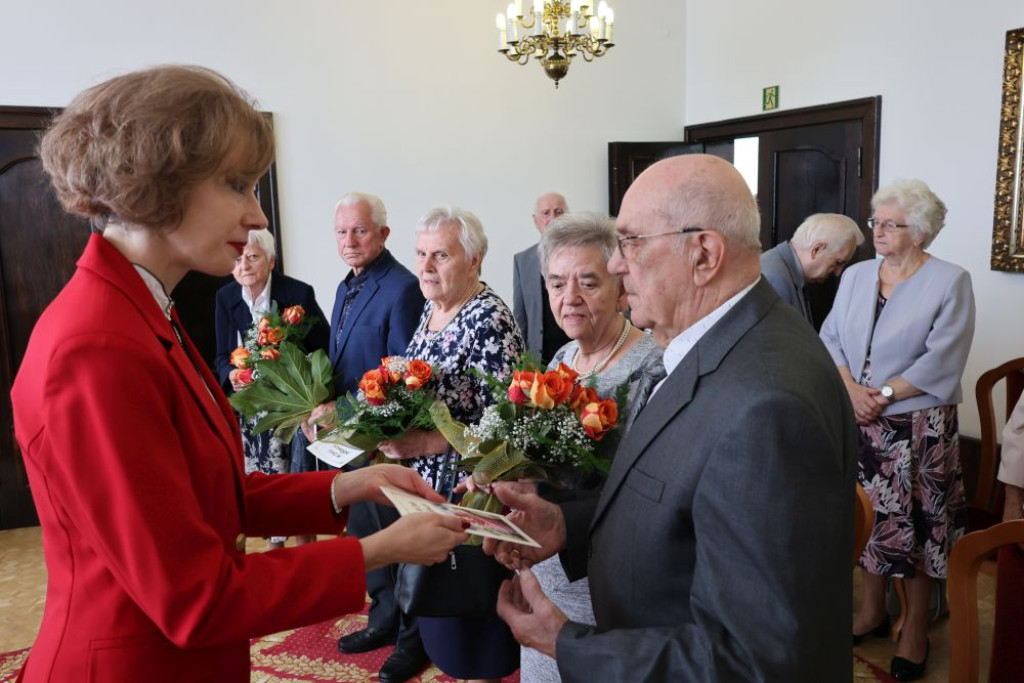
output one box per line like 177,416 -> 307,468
329,249 -> 424,397
214,273 -> 329,392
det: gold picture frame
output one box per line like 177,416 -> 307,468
992,27 -> 1024,271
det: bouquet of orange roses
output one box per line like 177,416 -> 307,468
431,361 -> 619,517
318,356 -> 440,456
228,304 -> 332,443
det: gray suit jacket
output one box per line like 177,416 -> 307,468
760,241 -> 812,324
556,280 -> 858,682
512,244 -> 544,357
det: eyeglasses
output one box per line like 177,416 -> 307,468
615,227 -> 704,259
867,217 -> 911,232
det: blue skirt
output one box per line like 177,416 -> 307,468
419,614 -> 519,679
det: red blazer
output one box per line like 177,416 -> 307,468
12,235 -> 367,682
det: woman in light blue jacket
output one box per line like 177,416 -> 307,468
820,180 -> 975,683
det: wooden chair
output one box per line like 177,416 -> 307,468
947,519 -> 1024,683
890,357 -> 1024,640
853,483 -> 872,567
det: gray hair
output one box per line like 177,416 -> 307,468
871,179 -> 946,248
663,171 -> 762,253
335,192 -> 387,228
246,228 -> 277,260
417,205 -> 488,262
538,212 -> 616,277
792,213 -> 864,253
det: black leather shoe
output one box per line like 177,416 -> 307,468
890,639 -> 929,682
852,615 -> 891,646
337,626 -> 397,654
378,647 -> 428,683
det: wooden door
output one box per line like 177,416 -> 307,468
608,141 -> 736,216
0,106 -> 282,530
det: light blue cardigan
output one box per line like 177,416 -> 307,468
819,256 -> 975,416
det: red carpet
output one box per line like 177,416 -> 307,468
0,599 -> 894,682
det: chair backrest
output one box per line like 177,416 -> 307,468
853,483 -> 872,567
973,357 -> 1024,513
948,519 -> 1024,683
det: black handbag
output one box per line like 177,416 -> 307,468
394,449 -> 513,618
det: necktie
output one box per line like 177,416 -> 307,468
623,357 -> 668,433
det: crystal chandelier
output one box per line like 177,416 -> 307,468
495,0 -> 615,88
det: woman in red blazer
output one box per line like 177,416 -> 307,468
11,65 -> 469,682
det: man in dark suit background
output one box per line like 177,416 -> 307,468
760,212 -> 863,326
512,191 -> 570,362
300,192 -> 426,683
485,155 -> 858,681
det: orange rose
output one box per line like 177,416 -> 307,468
404,360 -> 433,390
579,399 -> 618,440
359,368 -> 388,406
508,370 -> 536,405
266,327 -> 285,344
235,367 -> 254,386
530,371 -> 574,410
570,385 -> 599,414
257,329 -> 270,346
260,347 -> 280,361
550,362 -> 579,386
229,346 -> 251,369
281,305 -> 305,325
257,316 -> 272,332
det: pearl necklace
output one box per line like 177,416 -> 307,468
571,317 -> 632,378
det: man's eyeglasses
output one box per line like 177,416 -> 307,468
866,217 -> 911,232
616,227 -> 704,259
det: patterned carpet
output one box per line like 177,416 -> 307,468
0,599 -> 892,682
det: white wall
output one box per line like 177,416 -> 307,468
686,0 -> 1024,437
0,0 -> 685,313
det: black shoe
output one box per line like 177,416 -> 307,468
890,639 -> 929,682
852,615 -> 891,646
378,647 -> 429,683
337,626 -> 397,654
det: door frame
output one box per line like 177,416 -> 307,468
683,96 -> 882,242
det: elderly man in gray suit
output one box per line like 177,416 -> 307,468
484,155 -> 858,681
512,192 -> 570,362
760,213 -> 863,326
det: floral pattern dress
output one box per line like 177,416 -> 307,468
857,294 -> 967,579
405,285 -> 524,491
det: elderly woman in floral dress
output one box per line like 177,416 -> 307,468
379,205 -> 524,683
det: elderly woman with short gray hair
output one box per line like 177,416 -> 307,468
379,205 -> 524,683
517,211 -> 659,683
820,179 -> 975,682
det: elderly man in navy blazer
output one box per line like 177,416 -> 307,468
300,192 -> 426,683
512,192 -> 570,362
760,213 -> 863,326
484,155 -> 858,682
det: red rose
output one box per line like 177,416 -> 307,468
404,360 -> 433,390
260,347 -> 280,361
229,346 -> 251,369
281,305 -> 305,325
235,367 -> 254,386
570,385 -> 599,414
380,357 -> 403,384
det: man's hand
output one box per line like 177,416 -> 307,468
332,463 -> 444,508
496,568 -> 568,659
360,512 -> 469,570
301,401 -> 337,442
481,482 -> 566,570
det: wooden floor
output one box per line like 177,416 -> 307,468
0,525 -> 995,681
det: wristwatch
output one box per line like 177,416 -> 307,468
880,384 -> 895,399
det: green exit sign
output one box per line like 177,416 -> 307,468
763,85 -> 779,111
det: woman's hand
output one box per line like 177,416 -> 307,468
332,463 -> 444,508
300,401 -> 337,441
844,380 -> 887,425
378,429 -> 447,461
360,513 -> 470,570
